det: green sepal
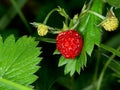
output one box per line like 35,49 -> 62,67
56,6 -> 70,19
53,49 -> 60,55
58,49 -> 87,76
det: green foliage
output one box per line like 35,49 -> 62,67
0,35 -> 42,90
79,0 -> 103,55
100,44 -> 120,57
57,0 -> 103,76
102,53 -> 120,83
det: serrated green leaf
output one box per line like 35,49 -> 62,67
78,0 -> 103,56
0,35 -> 42,90
84,29 -> 95,56
78,15 -> 90,35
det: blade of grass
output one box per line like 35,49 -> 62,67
100,44 -> 120,57
0,0 -> 27,30
10,0 -> 32,35
92,48 -> 101,90
97,46 -> 120,90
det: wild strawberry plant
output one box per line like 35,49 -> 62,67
32,0 -> 120,89
0,0 -> 120,90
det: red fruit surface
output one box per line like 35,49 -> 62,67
56,30 -> 83,59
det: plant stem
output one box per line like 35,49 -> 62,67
0,78 -> 32,90
71,20 -> 80,30
35,37 -> 56,43
70,75 -> 75,90
97,46 -> 120,90
88,10 -> 105,20
43,9 -> 57,24
100,44 -> 120,57
92,48 -> 101,90
10,0 -> 32,35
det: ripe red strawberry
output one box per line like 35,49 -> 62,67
56,30 -> 83,59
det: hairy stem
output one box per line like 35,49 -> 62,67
43,9 -> 57,24
88,10 -> 105,20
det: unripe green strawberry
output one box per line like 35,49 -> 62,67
56,30 -> 83,59
101,16 -> 119,31
30,22 -> 49,36
37,24 -> 48,36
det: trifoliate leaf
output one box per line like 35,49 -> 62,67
0,35 -> 42,90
